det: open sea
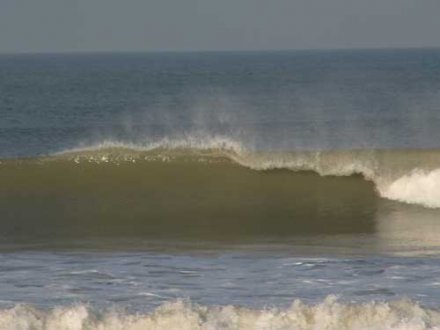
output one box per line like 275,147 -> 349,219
1,48 -> 440,329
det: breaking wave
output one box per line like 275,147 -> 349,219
380,169 -> 440,209
1,297 -> 440,330
51,136 -> 440,209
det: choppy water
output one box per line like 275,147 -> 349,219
2,49 -> 440,329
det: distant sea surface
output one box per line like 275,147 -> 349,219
2,49 -> 440,329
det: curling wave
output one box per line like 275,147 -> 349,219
1,297 -> 439,330
2,136 -> 440,248
53,136 -> 440,209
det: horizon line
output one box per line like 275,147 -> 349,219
1,45 -> 440,56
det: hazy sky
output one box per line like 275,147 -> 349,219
1,0 -> 440,53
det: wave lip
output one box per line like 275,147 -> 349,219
1,297 -> 439,330
57,135 -> 246,156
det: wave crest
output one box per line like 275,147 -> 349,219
59,135 -> 246,156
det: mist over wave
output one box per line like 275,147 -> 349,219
1,297 -> 439,330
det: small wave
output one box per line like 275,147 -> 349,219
1,297 -> 439,330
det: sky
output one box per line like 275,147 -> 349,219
1,0 -> 440,53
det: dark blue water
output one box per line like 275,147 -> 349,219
2,48 -> 440,158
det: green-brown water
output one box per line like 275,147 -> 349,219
2,146 -> 440,255
0,153 -> 375,248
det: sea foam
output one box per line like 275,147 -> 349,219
0,297 -> 439,330
380,169 -> 440,208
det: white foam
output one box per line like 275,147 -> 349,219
379,169 -> 440,208
1,297 -> 439,330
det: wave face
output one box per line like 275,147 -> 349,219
0,141 -> 377,248
1,297 -> 439,330
1,137 -> 440,250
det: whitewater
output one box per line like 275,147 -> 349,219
2,297 -> 440,330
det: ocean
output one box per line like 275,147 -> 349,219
1,48 -> 440,329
